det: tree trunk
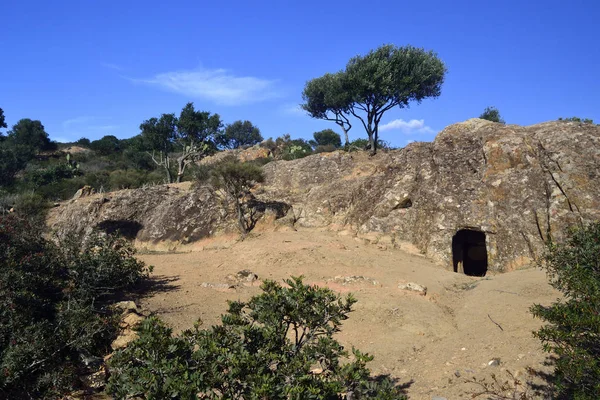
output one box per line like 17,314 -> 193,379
235,200 -> 247,235
165,166 -> 172,184
373,130 -> 379,155
342,128 -> 349,149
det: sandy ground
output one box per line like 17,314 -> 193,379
136,228 -> 558,399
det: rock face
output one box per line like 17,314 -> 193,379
48,119 -> 600,273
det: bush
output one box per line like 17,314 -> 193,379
107,277 -> 405,399
531,222 -> 600,399
558,117 -> 595,125
479,106 -> 505,124
0,215 -> 151,398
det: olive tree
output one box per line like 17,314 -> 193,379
302,45 -> 446,154
222,120 -> 263,149
140,113 -> 177,183
176,102 -> 223,182
140,103 -> 223,183
301,72 -> 353,147
210,159 -> 264,235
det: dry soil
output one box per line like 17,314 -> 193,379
136,228 -> 558,399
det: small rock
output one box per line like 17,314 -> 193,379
120,312 -> 144,329
432,397 -> 447,400
113,300 -> 137,314
488,358 -> 501,367
454,370 -> 461,377
397,282 -> 427,296
111,329 -> 138,350
236,269 -> 259,282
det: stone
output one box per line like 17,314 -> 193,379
488,358 -> 501,367
111,329 -> 138,350
113,300 -> 137,314
120,312 -> 144,328
397,282 -> 427,296
49,120 -> 600,274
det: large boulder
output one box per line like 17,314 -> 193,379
49,119 -> 600,273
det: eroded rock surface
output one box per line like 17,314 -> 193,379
49,119 -> 600,272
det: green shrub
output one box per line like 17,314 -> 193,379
107,277 -> 405,399
531,222 -> 600,399
558,117 -> 595,125
479,106 -> 505,124
0,215 -> 152,398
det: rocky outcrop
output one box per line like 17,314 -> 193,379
48,119 -> 600,273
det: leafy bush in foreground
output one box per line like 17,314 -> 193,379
107,277 -> 405,399
0,215 -> 151,398
531,222 -> 600,399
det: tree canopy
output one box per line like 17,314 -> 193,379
140,103 -> 223,183
479,106 -> 505,124
0,108 -> 6,131
311,128 -> 342,148
302,44 -> 446,154
7,118 -> 55,154
222,120 -> 263,149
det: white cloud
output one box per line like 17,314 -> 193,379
62,116 -> 96,129
137,66 -> 280,106
61,116 -> 119,139
379,118 -> 435,134
281,103 -> 305,116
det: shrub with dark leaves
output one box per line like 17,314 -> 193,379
107,277 -> 405,399
531,222 -> 600,399
0,215 -> 151,398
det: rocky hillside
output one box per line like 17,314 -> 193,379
48,119 -> 600,273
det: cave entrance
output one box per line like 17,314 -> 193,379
452,229 -> 488,276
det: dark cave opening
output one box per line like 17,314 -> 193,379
452,229 -> 488,277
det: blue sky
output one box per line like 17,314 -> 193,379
1,0 -> 599,147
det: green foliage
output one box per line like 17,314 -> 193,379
0,215 -> 151,398
210,159 -> 265,234
531,222 -> 600,399
303,44 -> 446,154
7,118 -> 56,155
558,117 -> 595,124
0,108 -> 6,131
75,137 -> 91,147
479,106 -> 505,124
302,73 -> 353,146
312,129 -> 342,149
90,135 -> 121,156
222,120 -> 263,149
25,163 -> 81,188
107,277 -> 405,399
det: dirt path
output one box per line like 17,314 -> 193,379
137,229 -> 558,399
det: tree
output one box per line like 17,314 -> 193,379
7,118 -> 55,155
0,108 -> 6,133
222,120 -> 263,149
75,137 -> 91,147
479,106 -> 505,124
302,72 -> 353,147
210,159 -> 265,234
312,128 -> 342,148
107,277 -> 405,399
531,222 -> 600,399
302,45 -> 446,154
140,114 -> 177,183
175,102 -> 223,183
90,135 -> 121,156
